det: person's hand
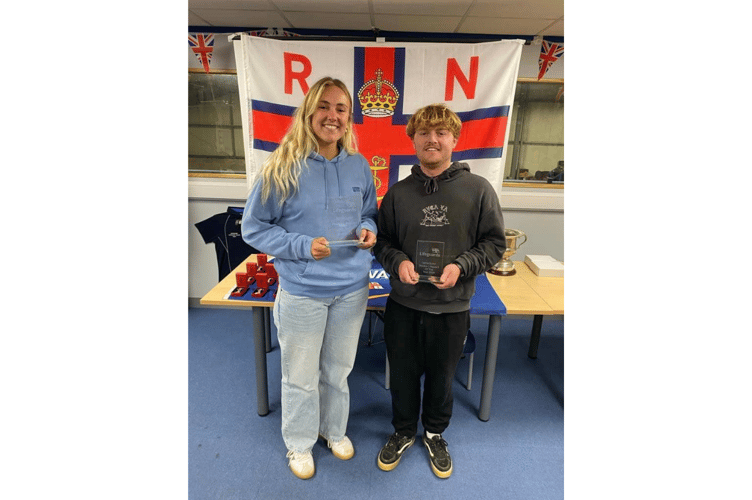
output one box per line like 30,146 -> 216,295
398,260 -> 420,285
432,263 -> 461,289
357,229 -> 376,249
311,237 -> 331,260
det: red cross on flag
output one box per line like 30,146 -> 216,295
233,36 -> 523,203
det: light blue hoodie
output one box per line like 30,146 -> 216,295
241,148 -> 378,298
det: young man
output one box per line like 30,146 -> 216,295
374,104 -> 506,478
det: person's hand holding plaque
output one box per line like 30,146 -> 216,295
357,228 -> 376,250
311,237 -> 332,260
432,263 -> 461,289
398,260 -> 420,285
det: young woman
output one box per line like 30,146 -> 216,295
241,77 -> 377,479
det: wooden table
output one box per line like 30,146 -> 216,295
486,262 -> 564,358
200,255 -> 563,421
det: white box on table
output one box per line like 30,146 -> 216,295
524,255 -> 564,277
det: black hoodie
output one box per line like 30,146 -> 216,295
375,162 -> 506,313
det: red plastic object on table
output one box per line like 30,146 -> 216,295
266,263 -> 278,278
236,271 -> 255,287
257,271 -> 277,287
246,261 -> 258,276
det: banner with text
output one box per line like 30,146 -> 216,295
233,36 -> 523,202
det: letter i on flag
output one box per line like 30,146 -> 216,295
537,40 -> 563,80
189,33 -> 214,73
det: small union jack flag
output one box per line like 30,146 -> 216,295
189,33 -> 214,73
537,40 -> 564,80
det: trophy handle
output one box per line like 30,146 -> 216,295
518,233 -> 528,248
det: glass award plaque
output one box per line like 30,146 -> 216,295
415,240 -> 445,284
327,234 -> 363,247
325,195 -> 363,247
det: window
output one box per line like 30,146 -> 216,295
189,73 -> 564,185
504,80 -> 564,184
188,71 -> 245,175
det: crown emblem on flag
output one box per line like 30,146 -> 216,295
358,69 -> 399,117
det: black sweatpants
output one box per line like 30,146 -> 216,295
383,298 -> 470,437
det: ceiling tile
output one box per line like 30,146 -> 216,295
539,18 -> 564,37
272,0 -> 371,13
373,0 -> 475,17
467,0 -> 563,19
190,9 -> 290,28
459,17 -> 552,35
373,14 -> 462,33
189,11 -> 209,26
284,12 -> 374,30
189,0 -> 274,9
187,1 -> 565,38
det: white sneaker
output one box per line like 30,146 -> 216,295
286,450 -> 314,479
325,435 -> 354,460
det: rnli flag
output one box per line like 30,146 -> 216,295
233,36 -> 523,202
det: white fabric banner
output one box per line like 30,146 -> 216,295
233,35 -> 523,201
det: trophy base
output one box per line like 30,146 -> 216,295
488,268 -> 516,276
489,258 -> 516,276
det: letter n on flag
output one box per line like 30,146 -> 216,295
232,36 -> 523,204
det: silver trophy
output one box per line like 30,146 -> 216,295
489,229 -> 527,276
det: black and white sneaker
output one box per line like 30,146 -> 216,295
423,431 -> 452,478
377,433 -> 415,471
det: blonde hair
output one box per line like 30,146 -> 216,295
259,77 -> 358,205
405,103 -> 462,139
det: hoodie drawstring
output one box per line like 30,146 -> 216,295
424,176 -> 439,194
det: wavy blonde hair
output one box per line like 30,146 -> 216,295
259,77 -> 358,205
405,103 -> 462,139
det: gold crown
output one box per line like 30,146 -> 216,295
358,69 -> 399,117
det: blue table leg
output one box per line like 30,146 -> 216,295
252,307 -> 269,416
264,307 -> 272,353
528,315 -> 543,359
479,315 -> 501,421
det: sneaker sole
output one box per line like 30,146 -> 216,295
377,437 -> 415,471
377,454 -> 401,471
290,466 -> 314,480
423,437 -> 452,479
318,435 -> 354,460
333,449 -> 354,460
288,457 -> 314,480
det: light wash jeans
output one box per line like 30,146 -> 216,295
273,285 -> 368,453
